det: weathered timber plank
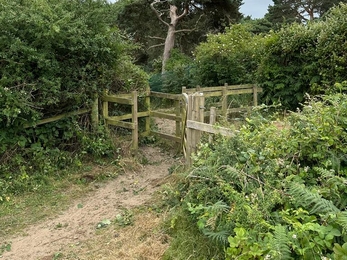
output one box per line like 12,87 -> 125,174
226,89 -> 254,95
184,87 -> 262,97
109,111 -> 150,121
132,90 -> 138,150
203,91 -> 223,97
227,107 -> 251,113
151,131 -> 181,143
105,118 -> 135,129
150,111 -> 182,121
150,91 -> 181,100
101,95 -> 133,105
25,109 -> 91,128
186,120 -> 235,137
184,84 -> 259,93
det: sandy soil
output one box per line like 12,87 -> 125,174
0,145 -> 178,260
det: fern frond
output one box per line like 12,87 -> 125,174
209,200 -> 230,215
222,165 -> 247,189
287,182 -> 339,215
314,167 -> 347,209
271,225 -> 292,260
204,230 -> 229,244
313,167 -> 335,179
336,211 -> 347,233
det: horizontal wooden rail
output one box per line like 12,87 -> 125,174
228,107 -> 251,113
183,84 -> 260,93
150,111 -> 182,121
151,131 -> 181,143
150,91 -> 182,100
109,111 -> 150,121
101,95 -> 134,105
226,88 -> 256,95
186,120 -> 235,137
24,108 -> 91,128
105,118 -> 135,129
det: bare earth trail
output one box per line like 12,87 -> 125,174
1,146 -> 178,260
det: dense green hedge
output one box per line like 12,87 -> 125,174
183,4 -> 347,109
0,0 -> 123,127
257,3 -> 347,109
193,24 -> 261,87
0,0 -> 148,200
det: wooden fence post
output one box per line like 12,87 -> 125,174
191,93 -> 200,152
175,99 -> 181,137
253,85 -> 258,107
222,83 -> 228,119
102,90 -> 109,124
145,86 -> 151,135
132,91 -> 138,151
184,92 -> 205,167
186,95 -> 193,166
209,107 -> 216,143
91,94 -> 99,130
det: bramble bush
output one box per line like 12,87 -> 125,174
166,92 -> 347,259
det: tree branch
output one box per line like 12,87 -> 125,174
150,0 -> 169,27
147,43 -> 165,50
174,14 -> 204,34
176,6 -> 188,21
148,36 -> 166,41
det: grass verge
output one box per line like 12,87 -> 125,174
0,162 -> 121,239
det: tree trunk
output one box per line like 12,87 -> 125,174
150,2 -> 187,73
162,5 -> 180,73
162,24 -> 176,73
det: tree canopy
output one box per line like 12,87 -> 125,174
266,0 -> 347,26
114,0 -> 242,70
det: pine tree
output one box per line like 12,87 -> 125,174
266,0 -> 347,26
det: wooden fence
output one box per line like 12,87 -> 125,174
183,83 -> 261,118
101,84 -> 261,162
22,95 -> 99,129
20,84 -> 261,163
183,93 -> 237,166
100,88 -> 184,151
181,84 -> 262,165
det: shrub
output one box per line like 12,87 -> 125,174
193,24 -> 261,86
168,93 -> 347,259
0,0 -> 142,199
257,3 -> 347,110
149,50 -> 195,93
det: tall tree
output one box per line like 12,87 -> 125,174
266,0 -> 347,26
150,0 -> 242,72
150,1 -> 188,73
114,0 -> 242,72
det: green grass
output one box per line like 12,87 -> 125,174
162,208 -> 225,260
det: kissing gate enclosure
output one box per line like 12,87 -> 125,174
101,84 -> 262,166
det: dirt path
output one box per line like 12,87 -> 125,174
1,146 -> 178,260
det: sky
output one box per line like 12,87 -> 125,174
240,0 -> 273,19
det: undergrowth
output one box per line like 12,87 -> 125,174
164,93 -> 347,259
0,121 -> 121,203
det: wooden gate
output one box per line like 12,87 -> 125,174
100,84 -> 261,161
182,92 -> 235,166
100,88 -> 184,151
